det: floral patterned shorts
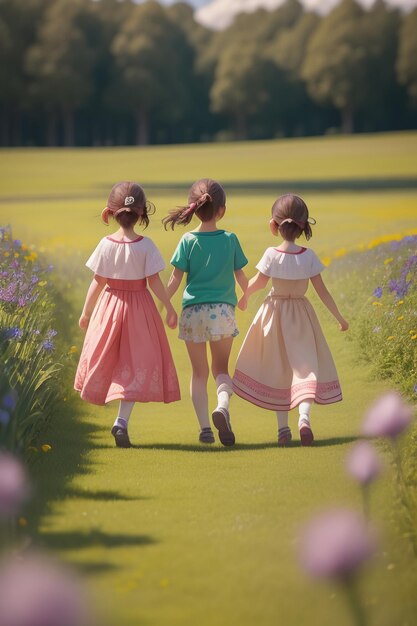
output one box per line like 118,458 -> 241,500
179,303 -> 239,343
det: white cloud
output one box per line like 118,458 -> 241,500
196,0 -> 417,30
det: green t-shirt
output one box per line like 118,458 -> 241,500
171,230 -> 248,308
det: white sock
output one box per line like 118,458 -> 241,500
113,401 -> 135,429
191,377 -> 210,429
215,374 -> 233,411
298,400 -> 313,429
276,411 -> 289,430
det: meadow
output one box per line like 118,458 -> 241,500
0,131 -> 417,626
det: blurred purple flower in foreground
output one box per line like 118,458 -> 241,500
362,392 -> 413,439
0,552 -> 93,626
299,509 -> 376,581
346,441 -> 383,486
0,454 -> 29,518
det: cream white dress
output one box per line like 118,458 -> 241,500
233,247 -> 342,411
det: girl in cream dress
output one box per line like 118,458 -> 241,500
233,194 -> 348,446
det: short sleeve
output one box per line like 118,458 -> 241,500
310,250 -> 325,276
256,248 -> 273,276
232,234 -> 248,270
144,240 -> 165,276
170,236 -> 189,272
85,239 -> 107,275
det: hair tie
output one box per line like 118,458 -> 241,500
279,217 -> 306,229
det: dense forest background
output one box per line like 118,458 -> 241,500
1,0 -> 416,147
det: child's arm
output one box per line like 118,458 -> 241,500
310,274 -> 349,331
148,273 -> 177,329
234,269 -> 248,294
166,267 -> 184,300
79,274 -> 107,330
238,272 -> 269,311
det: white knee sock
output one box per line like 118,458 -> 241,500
276,411 -> 289,430
191,377 -> 210,429
114,401 -> 135,429
298,400 -> 313,429
215,374 -> 233,411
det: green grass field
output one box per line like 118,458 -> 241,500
1,132 -> 417,626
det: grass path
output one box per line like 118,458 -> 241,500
30,300 -> 417,626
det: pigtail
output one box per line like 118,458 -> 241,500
162,204 -> 196,230
162,193 -> 212,231
101,207 -> 113,225
138,200 -> 156,230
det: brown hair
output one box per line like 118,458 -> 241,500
162,178 -> 226,230
101,181 -> 155,229
271,194 -> 314,241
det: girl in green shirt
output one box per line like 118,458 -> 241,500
164,178 -> 248,446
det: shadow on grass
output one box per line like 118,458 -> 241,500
37,529 -> 155,551
64,487 -> 145,502
88,435 -> 359,453
27,397 -> 156,558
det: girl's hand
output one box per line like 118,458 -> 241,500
339,318 -> 349,331
79,314 -> 90,330
238,295 -> 247,311
166,307 -> 178,330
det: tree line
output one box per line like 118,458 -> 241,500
1,0 -> 416,147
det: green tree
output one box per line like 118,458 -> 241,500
397,7 -> 417,107
26,0 -> 96,146
210,42 -> 275,139
301,0 -> 368,133
112,1 -> 193,145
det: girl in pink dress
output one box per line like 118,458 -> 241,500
74,182 -> 180,448
233,194 -> 348,447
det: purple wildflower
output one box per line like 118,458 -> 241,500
1,390 -> 18,412
0,409 -> 10,426
42,340 -> 54,351
346,441 -> 383,486
47,329 -> 58,338
4,327 -> 23,340
0,453 -> 30,518
0,552 -> 93,626
362,392 -> 413,439
373,287 -> 382,298
299,508 -> 376,581
31,275 -> 39,284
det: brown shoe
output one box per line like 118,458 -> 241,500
111,426 -> 132,448
299,425 -> 314,446
212,408 -> 235,446
278,427 -> 292,447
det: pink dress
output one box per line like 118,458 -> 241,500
74,235 -> 180,406
233,247 -> 342,411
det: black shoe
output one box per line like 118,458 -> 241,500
212,408 -> 235,447
111,426 -> 132,448
199,427 -> 215,444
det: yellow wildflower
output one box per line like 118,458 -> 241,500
396,300 -> 404,306
384,258 -> 394,265
68,345 -> 78,355
397,316 -> 404,321
409,330 -> 416,334
321,256 -> 332,267
14,252 -> 19,258
38,281 -> 47,287
387,336 -> 395,341
21,243 -> 28,251
41,444 -> 52,453
372,302 -> 382,307
411,335 -> 417,340
3,252 -> 10,257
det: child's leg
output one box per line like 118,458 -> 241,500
185,341 -> 212,434
276,411 -> 292,446
210,338 -> 235,446
111,401 -> 135,448
298,399 -> 314,446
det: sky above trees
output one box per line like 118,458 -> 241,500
155,0 -> 417,29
